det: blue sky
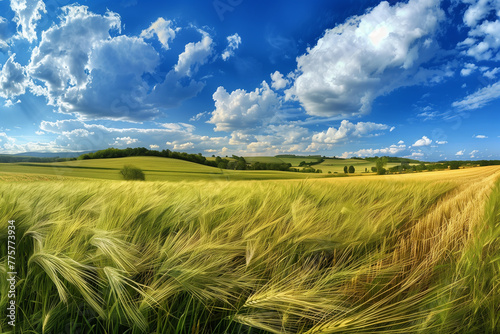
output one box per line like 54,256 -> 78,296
0,0 -> 499,161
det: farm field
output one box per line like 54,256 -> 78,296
0,156 -> 331,182
1,165 -> 499,333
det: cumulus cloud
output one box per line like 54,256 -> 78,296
287,0 -> 445,117
174,30 -> 213,77
37,119 -> 224,152
458,0 -> 500,61
483,67 -> 500,79
222,33 -> 241,61
456,149 -> 465,156
340,143 -> 407,158
410,152 -> 424,158
111,136 -> 138,146
140,17 -> 178,50
412,135 -> 432,147
452,81 -> 500,110
208,81 -> 280,132
0,54 -> 29,99
474,134 -> 488,138
24,5 -> 209,121
11,0 -> 46,42
0,132 -> 17,152
311,120 -> 390,144
460,63 -> 478,76
470,149 -> 479,158
270,71 -> 289,90
436,140 -> 448,144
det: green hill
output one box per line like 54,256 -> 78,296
0,156 -> 330,181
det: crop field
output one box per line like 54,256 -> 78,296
1,165 -> 499,333
0,157 -> 330,182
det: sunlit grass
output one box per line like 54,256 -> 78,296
0,166 -> 499,333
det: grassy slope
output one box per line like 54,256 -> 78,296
1,166 -> 499,333
318,158 -> 416,173
244,156 -> 321,166
0,156 -> 330,181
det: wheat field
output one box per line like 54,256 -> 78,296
1,166 -> 499,333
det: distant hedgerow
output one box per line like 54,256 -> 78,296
120,165 -> 145,180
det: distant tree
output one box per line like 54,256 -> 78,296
343,166 -> 348,174
365,168 -> 368,173
120,165 -> 145,181
371,166 -> 377,172
449,161 -> 460,170
299,161 -> 307,167
375,157 -> 387,175
328,171 -> 332,174
348,165 -> 355,173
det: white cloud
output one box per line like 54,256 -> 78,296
221,33 -> 241,61
459,0 -> 500,61
149,144 -> 160,149
140,17 -> 178,50
474,134 -> 488,138
456,150 -> 465,156
311,120 -> 390,144
483,67 -> 500,79
23,6 -> 211,121
208,81 -> 280,132
340,143 -> 407,158
36,119 -> 225,152
470,149 -> 479,158
0,132 -> 17,152
167,141 -> 195,150
460,63 -> 478,76
398,140 -> 405,144
189,111 -> 209,121
287,0 -> 445,117
0,54 -> 28,99
452,81 -> 500,110
410,152 -> 424,158
111,136 -> 138,146
174,30 -> 213,77
412,135 -> 432,147
436,140 -> 448,144
0,16 -> 9,53
10,0 -> 46,42
270,71 -> 289,90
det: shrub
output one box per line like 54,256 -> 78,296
348,165 -> 355,173
120,165 -> 145,180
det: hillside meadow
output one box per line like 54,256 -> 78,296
0,163 -> 499,333
0,156 -> 335,182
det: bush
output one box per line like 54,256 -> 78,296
120,165 -> 145,180
348,165 -> 355,173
